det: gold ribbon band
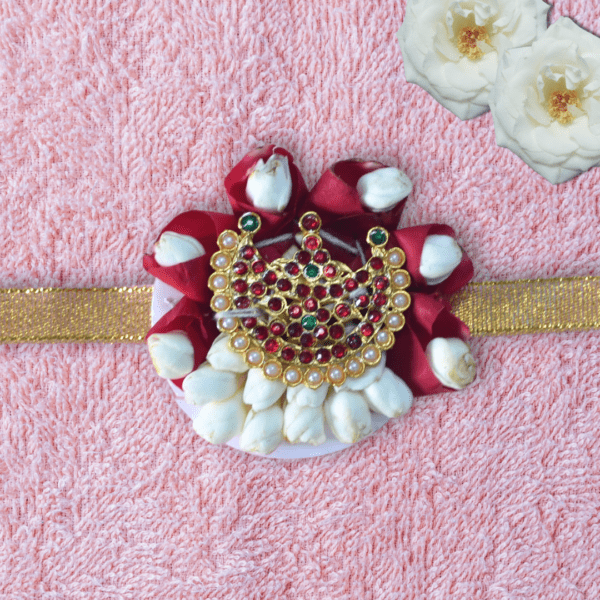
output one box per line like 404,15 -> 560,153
1,277 -> 599,343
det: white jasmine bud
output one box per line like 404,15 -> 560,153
283,402 -> 327,445
420,235 -> 463,286
324,390 -> 372,444
147,331 -> 195,379
363,369 -> 413,418
246,154 -> 292,213
239,404 -> 284,454
335,353 -> 386,391
243,368 -> 286,411
286,383 -> 329,407
182,363 -> 244,406
192,391 -> 248,444
207,333 -> 249,373
154,231 -> 205,267
426,337 -> 477,390
356,167 -> 413,212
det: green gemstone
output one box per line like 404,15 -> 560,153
240,213 -> 259,232
301,315 -> 317,331
304,263 -> 320,279
370,228 -> 388,246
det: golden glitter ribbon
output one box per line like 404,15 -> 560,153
1,277 -> 599,343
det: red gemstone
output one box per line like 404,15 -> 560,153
373,276 -> 389,291
250,282 -> 265,296
242,317 -> 257,328
268,297 -> 283,312
305,236 -> 320,251
373,293 -> 387,307
368,310 -> 382,323
252,260 -> 266,274
288,323 -> 303,337
240,245 -> 255,260
281,347 -> 296,361
314,325 -> 328,340
314,285 -> 327,299
255,326 -> 269,341
277,278 -> 292,292
286,262 -> 300,276
301,214 -> 320,231
370,257 -> 384,270
329,284 -> 343,298
270,322 -> 286,336
263,270 -> 277,285
332,344 -> 346,359
300,333 -> 314,347
316,349 -> 331,364
296,284 -> 310,298
288,304 -> 303,319
347,334 -> 362,349
233,261 -> 248,275
316,308 -> 330,322
329,324 -> 344,339
304,298 -> 318,312
235,296 -> 250,309
355,295 -> 369,309
335,304 -> 351,318
361,323 -> 375,337
345,278 -> 358,292
233,279 -> 248,294
324,265 -> 337,278
314,250 -> 329,264
299,350 -> 313,364
296,250 -> 311,265
356,270 -> 369,284
265,338 -> 280,354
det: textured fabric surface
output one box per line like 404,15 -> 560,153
1,1 -> 600,598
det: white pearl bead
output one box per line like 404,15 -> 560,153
393,272 -> 407,287
213,296 -> 229,310
388,251 -> 402,266
387,314 -> 401,328
214,254 -> 230,268
393,293 -> 408,309
221,317 -> 236,330
347,359 -> 361,374
213,275 -> 227,289
222,234 -> 236,249
363,347 -> 378,362
285,369 -> 301,383
376,331 -> 390,345
329,367 -> 343,382
233,336 -> 247,349
247,350 -> 262,365
307,370 -> 323,384
265,362 -> 281,377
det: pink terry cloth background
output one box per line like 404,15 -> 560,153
1,0 -> 600,598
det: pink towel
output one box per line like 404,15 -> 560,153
1,1 -> 599,597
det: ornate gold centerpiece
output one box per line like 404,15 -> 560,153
208,212 -> 411,389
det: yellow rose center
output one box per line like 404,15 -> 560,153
548,90 -> 582,125
457,26 -> 490,60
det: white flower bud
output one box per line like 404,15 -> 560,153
335,353 -> 386,391
243,368 -> 286,411
147,331 -> 195,379
246,154 -> 292,213
363,369 -> 413,418
183,363 -> 244,406
286,383 -> 329,407
324,390 -> 372,444
207,333 -> 249,373
239,404 -> 284,454
426,337 -> 477,390
154,231 -> 205,267
192,391 -> 248,444
283,402 -> 327,446
356,167 -> 413,212
420,235 -> 463,286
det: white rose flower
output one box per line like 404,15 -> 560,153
283,402 -> 327,446
243,368 -> 286,411
207,333 -> 249,373
147,331 -> 195,379
420,235 -> 463,286
154,231 -> 205,266
239,404 -> 285,454
398,0 -> 550,120
286,382 -> 329,407
192,391 -> 248,444
356,167 -> 413,212
182,363 -> 244,406
363,369 -> 414,418
324,390 -> 372,444
490,17 -> 600,184
246,153 -> 293,212
426,337 -> 477,390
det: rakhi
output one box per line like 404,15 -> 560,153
2,145 -> 600,458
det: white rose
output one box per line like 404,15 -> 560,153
154,231 -> 205,266
245,153 -> 292,212
324,390 -> 372,444
356,167 -> 413,212
426,337 -> 477,390
283,402 -> 327,446
206,333 -> 249,373
182,363 -> 244,406
242,368 -> 287,411
398,0 -> 549,120
239,404 -> 285,454
490,17 -> 600,184
286,382 -> 329,407
420,235 -> 463,286
147,331 -> 195,379
192,391 -> 248,444
363,369 -> 414,418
